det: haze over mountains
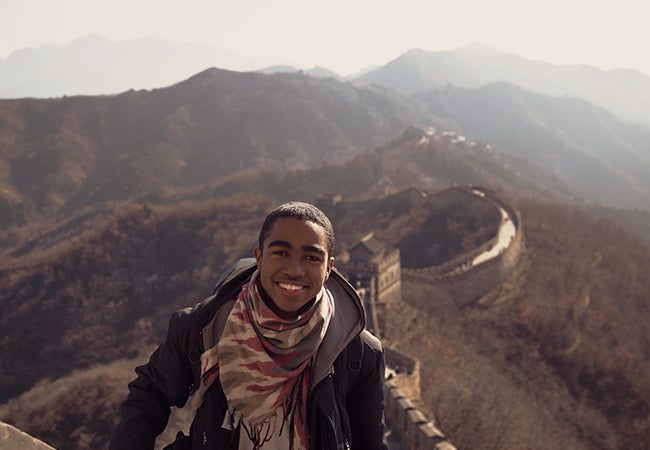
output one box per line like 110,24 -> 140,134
3,35 -> 650,126
1,34 -> 650,450
358,45 -> 650,125
0,35 -> 271,98
417,83 -> 650,209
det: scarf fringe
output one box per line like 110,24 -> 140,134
238,362 -> 310,450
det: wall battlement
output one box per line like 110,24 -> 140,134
384,362 -> 456,450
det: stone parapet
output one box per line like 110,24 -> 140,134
0,422 -> 56,450
384,383 -> 456,450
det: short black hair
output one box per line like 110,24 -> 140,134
258,201 -> 335,257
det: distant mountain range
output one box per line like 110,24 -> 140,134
256,65 -> 344,80
358,46 -> 650,125
3,36 -> 650,127
0,35 -> 274,98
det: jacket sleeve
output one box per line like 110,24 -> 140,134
109,307 -> 199,450
347,331 -> 389,450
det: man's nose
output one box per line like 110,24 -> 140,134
283,256 -> 306,277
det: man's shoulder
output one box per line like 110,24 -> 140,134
211,258 -> 257,293
172,258 -> 255,320
341,329 -> 383,367
359,329 -> 383,353
169,259 -> 256,332
335,329 -> 383,390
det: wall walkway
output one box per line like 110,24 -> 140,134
401,187 -> 523,307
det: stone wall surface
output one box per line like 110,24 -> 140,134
0,422 -> 56,450
385,346 -> 455,449
385,347 -> 421,399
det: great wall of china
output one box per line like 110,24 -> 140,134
343,185 -> 524,450
401,186 -> 524,307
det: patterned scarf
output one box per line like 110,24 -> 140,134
198,270 -> 333,449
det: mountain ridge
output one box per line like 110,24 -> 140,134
4,36 -> 650,127
0,68 -> 432,227
357,46 -> 650,124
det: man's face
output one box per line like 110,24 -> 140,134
254,217 -> 334,319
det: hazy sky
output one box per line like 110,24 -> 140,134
1,0 -> 648,76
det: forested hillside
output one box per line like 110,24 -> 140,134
1,162 -> 649,450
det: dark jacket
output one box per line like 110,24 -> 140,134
110,259 -> 389,450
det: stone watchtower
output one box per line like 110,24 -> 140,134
343,233 -> 401,337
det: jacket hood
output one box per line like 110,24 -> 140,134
312,267 -> 366,387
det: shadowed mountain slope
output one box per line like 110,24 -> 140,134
3,63 -> 650,234
0,68 -> 430,227
0,124 -> 575,260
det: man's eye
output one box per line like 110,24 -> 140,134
305,255 -> 322,262
273,250 -> 288,256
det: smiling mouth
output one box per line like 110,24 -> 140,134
278,281 -> 304,291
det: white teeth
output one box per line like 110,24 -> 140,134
279,282 -> 303,291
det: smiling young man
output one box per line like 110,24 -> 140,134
110,202 -> 389,450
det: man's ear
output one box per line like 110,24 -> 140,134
254,247 -> 262,267
325,257 -> 335,279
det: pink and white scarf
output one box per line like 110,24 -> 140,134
198,270 -> 333,449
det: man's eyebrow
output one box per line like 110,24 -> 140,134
268,240 -> 291,249
267,240 -> 326,256
302,244 -> 326,256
